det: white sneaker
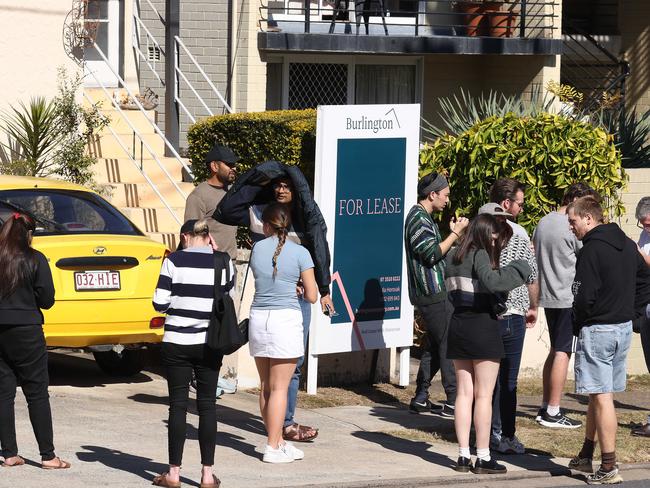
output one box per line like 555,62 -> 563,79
494,435 -> 525,455
283,441 -> 304,460
262,444 -> 294,463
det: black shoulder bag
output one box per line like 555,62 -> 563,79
206,252 -> 249,355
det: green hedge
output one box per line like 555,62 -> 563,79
420,112 -> 627,233
187,109 -> 317,184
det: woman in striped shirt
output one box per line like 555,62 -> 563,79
152,219 -> 234,488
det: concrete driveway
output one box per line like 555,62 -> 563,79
1,350 -> 647,488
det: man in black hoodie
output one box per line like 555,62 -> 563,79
566,196 -> 650,485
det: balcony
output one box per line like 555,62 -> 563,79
258,0 -> 562,56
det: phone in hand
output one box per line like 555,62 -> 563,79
324,303 -> 339,317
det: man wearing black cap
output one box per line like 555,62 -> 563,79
405,172 -> 468,416
184,144 -> 239,260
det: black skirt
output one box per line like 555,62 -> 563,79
446,309 -> 504,360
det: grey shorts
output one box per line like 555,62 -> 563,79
575,322 -> 632,394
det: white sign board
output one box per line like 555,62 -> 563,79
308,104 -> 420,392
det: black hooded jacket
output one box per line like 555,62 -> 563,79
572,223 -> 650,330
213,161 -> 331,296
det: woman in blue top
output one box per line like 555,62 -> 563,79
249,203 -> 318,464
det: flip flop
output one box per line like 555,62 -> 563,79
41,457 -> 71,470
152,473 -> 181,488
2,456 -> 25,467
200,474 -> 221,488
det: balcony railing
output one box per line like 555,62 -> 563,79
260,0 -> 558,38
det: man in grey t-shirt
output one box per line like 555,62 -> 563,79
184,144 -> 238,260
532,183 -> 598,429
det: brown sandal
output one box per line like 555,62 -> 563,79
282,423 -> 318,442
152,473 -> 181,488
200,474 -> 221,488
2,456 -> 25,467
42,457 -> 71,470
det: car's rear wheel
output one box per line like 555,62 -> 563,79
92,349 -> 144,377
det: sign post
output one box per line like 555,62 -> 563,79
308,104 -> 420,394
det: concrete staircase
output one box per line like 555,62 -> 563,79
84,88 -> 193,250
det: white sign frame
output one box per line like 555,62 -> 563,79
308,103 -> 420,394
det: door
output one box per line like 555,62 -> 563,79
84,0 -> 120,87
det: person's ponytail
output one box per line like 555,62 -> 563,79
262,203 -> 291,279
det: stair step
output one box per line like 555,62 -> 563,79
109,181 -> 194,208
93,157 -> 191,185
88,132 -> 167,159
147,232 -> 180,251
121,206 -> 185,234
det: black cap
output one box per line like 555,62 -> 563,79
203,144 -> 239,166
176,219 -> 198,251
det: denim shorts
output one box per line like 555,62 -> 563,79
575,322 -> 632,394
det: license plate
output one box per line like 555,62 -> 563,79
74,270 -> 121,291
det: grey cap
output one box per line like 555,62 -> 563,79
478,202 -> 509,217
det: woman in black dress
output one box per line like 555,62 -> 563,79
444,215 -> 531,474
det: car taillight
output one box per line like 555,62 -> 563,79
150,317 -> 165,329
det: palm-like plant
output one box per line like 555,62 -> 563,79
422,86 -> 553,140
1,97 -> 64,176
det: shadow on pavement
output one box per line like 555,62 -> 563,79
48,352 -> 153,388
565,393 -> 647,412
76,445 -> 199,487
352,430 -> 454,469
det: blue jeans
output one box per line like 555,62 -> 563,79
491,314 -> 526,439
284,297 -> 312,428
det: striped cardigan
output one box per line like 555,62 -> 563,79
153,246 -> 235,345
404,204 -> 447,306
444,248 -> 531,313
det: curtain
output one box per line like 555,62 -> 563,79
355,65 -> 416,104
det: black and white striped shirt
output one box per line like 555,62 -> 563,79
153,246 -> 235,345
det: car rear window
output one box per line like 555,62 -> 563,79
0,189 -> 143,236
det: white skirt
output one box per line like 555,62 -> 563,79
248,308 -> 304,358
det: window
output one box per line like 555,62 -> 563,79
355,65 -> 416,104
0,190 -> 142,236
288,63 -> 348,109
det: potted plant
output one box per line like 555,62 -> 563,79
453,1 -> 486,37
485,2 -> 518,37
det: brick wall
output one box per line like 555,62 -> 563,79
421,54 -> 560,132
619,0 -> 650,114
138,0 -> 231,149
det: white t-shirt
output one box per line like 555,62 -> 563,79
508,220 -> 530,242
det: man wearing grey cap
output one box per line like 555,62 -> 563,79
406,172 -> 468,416
184,144 -> 239,260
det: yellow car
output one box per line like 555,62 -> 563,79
0,176 -> 167,376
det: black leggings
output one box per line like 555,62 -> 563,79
162,342 -> 222,466
0,325 -> 55,461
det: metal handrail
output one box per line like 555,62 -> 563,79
174,36 -> 233,114
133,14 -> 165,86
260,0 -> 558,37
90,42 -> 194,180
82,91 -> 183,226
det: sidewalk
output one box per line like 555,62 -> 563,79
1,351 -> 648,488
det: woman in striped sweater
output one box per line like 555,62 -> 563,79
152,219 -> 235,488
444,214 -> 531,475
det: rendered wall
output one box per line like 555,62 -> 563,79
0,1 -> 82,116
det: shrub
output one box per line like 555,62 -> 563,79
187,109 -> 317,184
419,112 -> 627,233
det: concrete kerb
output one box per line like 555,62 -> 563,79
278,464 -> 650,488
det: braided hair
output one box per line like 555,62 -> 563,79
262,203 -> 291,279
